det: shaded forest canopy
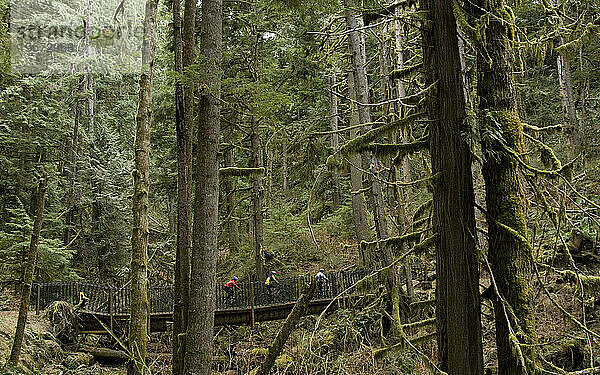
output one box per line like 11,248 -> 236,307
1,0 -> 600,373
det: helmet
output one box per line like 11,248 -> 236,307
233,276 -> 238,281
271,271 -> 277,275
320,269 -> 324,272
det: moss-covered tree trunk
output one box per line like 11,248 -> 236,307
129,0 -> 157,373
8,175 -> 48,365
393,8 -> 414,300
472,0 -> 540,373
172,0 -> 194,371
421,0 -> 483,372
343,0 -> 402,336
556,39 -> 579,153
251,115 -> 266,281
184,0 -> 221,372
329,73 -> 341,211
256,281 -> 317,375
346,71 -> 371,266
224,124 -> 239,254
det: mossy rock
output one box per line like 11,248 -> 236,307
63,352 -> 93,369
546,339 -> 584,371
567,228 -> 595,255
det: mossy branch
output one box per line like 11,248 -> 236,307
219,167 -> 264,177
359,136 -> 428,157
408,331 -> 437,346
363,0 -> 419,25
340,111 -> 425,155
522,123 -> 562,135
390,63 -> 423,81
409,298 -> 435,311
402,317 -> 435,331
412,233 -> 439,253
503,143 -> 577,181
359,230 -> 424,253
523,133 -> 561,170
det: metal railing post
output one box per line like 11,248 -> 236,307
147,284 -> 151,334
340,272 -> 346,309
110,287 -> 114,332
36,284 -> 40,315
250,281 -> 255,326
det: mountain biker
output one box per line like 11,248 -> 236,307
265,271 -> 280,291
315,268 -> 329,292
224,276 -> 241,302
264,271 -> 280,302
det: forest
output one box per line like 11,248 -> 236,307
1,0 -> 600,374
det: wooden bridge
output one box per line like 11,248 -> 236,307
31,270 -> 377,334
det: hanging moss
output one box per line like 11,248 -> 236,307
326,154 -> 340,170
412,199 -> 432,221
412,233 -> 438,254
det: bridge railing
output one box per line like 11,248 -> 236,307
31,269 -> 379,315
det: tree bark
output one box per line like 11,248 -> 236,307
251,115 -> 266,281
63,99 -> 80,247
556,39 -> 579,153
329,74 -> 341,211
224,126 -> 239,254
129,0 -> 158,373
393,8 -> 414,299
8,175 -> 48,365
472,0 -> 540,373
344,0 -> 402,337
282,140 -> 288,199
172,0 -> 194,371
184,0 -> 221,372
256,280 -> 317,375
346,71 -> 371,265
421,0 -> 483,372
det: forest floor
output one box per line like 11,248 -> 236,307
0,310 -> 126,375
0,251 -> 598,374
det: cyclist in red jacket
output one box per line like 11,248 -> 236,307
224,276 -> 241,303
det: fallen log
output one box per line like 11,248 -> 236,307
72,344 -> 129,361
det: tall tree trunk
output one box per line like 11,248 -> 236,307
172,0 -> 194,371
184,0 -> 221,372
344,0 -> 402,336
64,100 -> 80,247
556,39 -> 578,153
224,126 -> 239,254
393,8 -> 414,299
85,0 -> 106,281
329,74 -> 341,211
347,71 -> 371,266
282,139 -> 288,199
8,175 -> 48,365
251,115 -> 266,280
472,0 -> 540,372
421,0 -> 483,372
129,0 -> 158,373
